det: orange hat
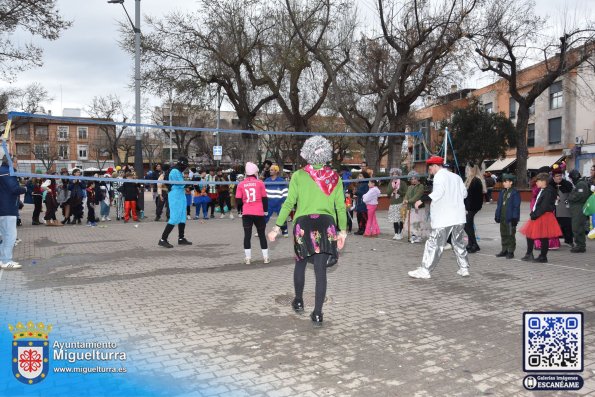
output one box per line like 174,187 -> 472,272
425,156 -> 444,165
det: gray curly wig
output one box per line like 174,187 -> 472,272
390,168 -> 402,176
407,170 -> 419,178
300,135 -> 333,165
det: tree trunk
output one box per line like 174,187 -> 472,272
364,136 -> 380,173
387,136 -> 404,170
515,105 -> 530,187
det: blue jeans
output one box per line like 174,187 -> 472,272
0,216 -> 17,263
100,201 -> 110,217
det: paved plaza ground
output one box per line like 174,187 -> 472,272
2,193 -> 594,396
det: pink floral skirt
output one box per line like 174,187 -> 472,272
293,214 -> 339,266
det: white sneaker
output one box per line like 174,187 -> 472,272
101,216 -> 106,221
457,268 -> 470,277
263,257 -> 271,264
186,215 -> 191,220
220,214 -> 225,219
443,244 -> 452,250
244,257 -> 251,265
410,236 -> 422,244
14,239 -> 22,246
254,232 -> 259,237
408,267 -> 431,279
229,213 -> 234,220
105,217 -> 111,221
238,214 -> 242,218
1,261 -> 22,270
392,233 -> 403,240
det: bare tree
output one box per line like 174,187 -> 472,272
137,0 -> 277,161
152,101 -> 210,160
141,129 -> 163,171
0,0 -> 71,81
32,142 -> 58,173
89,135 -> 112,172
287,0 -> 476,170
470,0 -> 595,186
86,95 -> 131,166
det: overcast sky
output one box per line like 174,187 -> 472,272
1,0 -> 591,119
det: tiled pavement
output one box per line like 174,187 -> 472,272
2,193 -> 594,396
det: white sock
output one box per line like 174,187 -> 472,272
262,249 -> 269,258
244,249 -> 251,258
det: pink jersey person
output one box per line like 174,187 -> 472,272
236,176 -> 267,215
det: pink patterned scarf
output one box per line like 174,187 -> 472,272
304,165 -> 339,196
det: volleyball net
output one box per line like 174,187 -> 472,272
1,111 -> 428,186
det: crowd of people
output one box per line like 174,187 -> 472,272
1,142 -> 594,324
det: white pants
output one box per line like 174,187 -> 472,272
0,216 -> 17,263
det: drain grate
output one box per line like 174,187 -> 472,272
274,294 -> 332,306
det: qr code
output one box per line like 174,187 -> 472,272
523,312 -> 583,372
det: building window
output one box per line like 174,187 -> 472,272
527,123 -> 535,148
548,117 -> 562,144
509,97 -> 516,119
58,144 -> 69,159
484,102 -> 493,113
34,143 -> 49,158
77,126 -> 88,140
57,125 -> 69,140
16,144 -> 31,156
77,145 -> 88,160
14,125 -> 30,139
549,81 -> 563,109
34,125 -> 48,137
413,119 -> 430,162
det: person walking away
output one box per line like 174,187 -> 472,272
0,155 -> 26,269
519,172 -> 562,263
268,136 -> 347,326
484,172 -> 495,203
236,162 -> 269,264
158,157 -> 192,248
494,173 -> 520,258
568,169 -> 590,253
464,165 -> 484,253
363,179 -> 381,237
408,156 -> 470,279
550,166 -> 573,247
387,168 -> 407,240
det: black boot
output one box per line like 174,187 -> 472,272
495,251 -> 507,257
505,252 -> 514,259
310,311 -> 323,326
521,253 -> 534,261
533,255 -> 548,263
291,298 -> 304,313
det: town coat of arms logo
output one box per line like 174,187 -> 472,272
8,321 -> 52,385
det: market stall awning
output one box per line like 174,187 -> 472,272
486,157 -> 516,172
526,155 -> 565,170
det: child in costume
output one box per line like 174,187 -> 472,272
494,173 -> 521,259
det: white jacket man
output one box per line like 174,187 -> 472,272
408,156 -> 470,279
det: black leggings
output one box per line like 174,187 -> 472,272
242,215 -> 267,249
393,222 -> 403,234
161,222 -> 186,241
294,254 -> 329,314
526,237 -> 549,257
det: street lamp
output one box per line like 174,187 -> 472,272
108,0 -> 143,211
215,87 -> 226,167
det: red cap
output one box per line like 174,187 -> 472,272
425,156 -> 444,165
